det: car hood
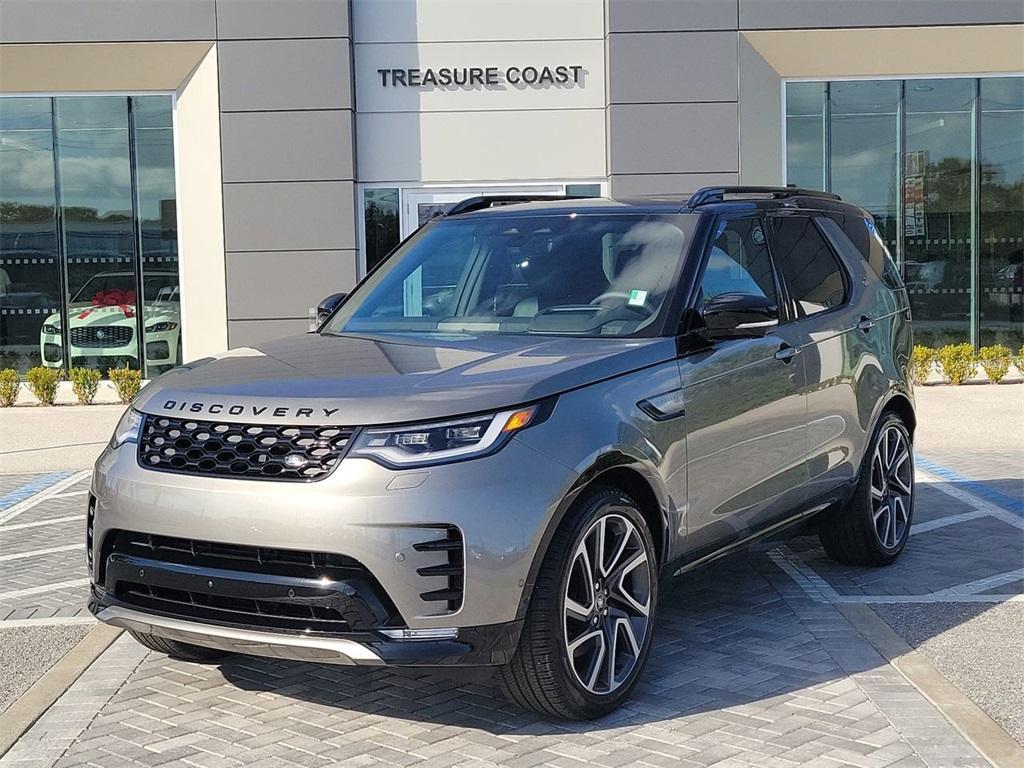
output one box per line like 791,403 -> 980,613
136,332 -> 678,426
43,302 -> 179,329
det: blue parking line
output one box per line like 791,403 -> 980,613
917,456 -> 1024,518
0,470 -> 75,512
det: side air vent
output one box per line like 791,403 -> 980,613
414,526 -> 464,612
86,494 -> 96,574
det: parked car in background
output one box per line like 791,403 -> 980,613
39,271 -> 181,375
89,188 -> 915,719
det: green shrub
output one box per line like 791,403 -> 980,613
68,367 -> 102,405
26,366 -> 63,405
1017,346 -> 1024,376
936,343 -> 977,385
108,366 -> 142,404
910,345 -> 934,385
0,369 -> 20,407
977,344 -> 1012,384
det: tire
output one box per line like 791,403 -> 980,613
129,630 -> 230,663
498,486 -> 657,719
820,411 -> 914,566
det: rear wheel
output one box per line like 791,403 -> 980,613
129,631 -> 230,663
499,487 -> 657,719
820,412 -> 914,566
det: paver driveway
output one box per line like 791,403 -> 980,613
2,460 -> 1020,768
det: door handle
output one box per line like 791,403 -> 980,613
857,316 -> 877,332
774,344 -> 801,362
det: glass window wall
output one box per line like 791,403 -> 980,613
979,78 -> 1024,348
785,76 -> 1024,350
0,94 -> 181,376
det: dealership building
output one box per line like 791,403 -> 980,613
0,0 -> 1021,377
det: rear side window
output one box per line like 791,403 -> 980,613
839,214 -> 904,290
769,215 -> 847,316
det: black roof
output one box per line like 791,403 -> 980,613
444,187 -> 866,220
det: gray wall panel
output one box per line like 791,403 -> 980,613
609,0 -> 738,32
739,0 -> 1024,29
610,172 -> 738,197
228,319 -> 312,348
218,38 -> 352,111
609,31 -> 738,104
609,103 -> 738,174
223,181 -> 356,252
216,0 -> 350,39
0,0 -> 215,42
226,250 -> 357,320
221,111 -> 354,182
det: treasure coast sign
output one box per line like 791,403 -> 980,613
377,65 -> 586,88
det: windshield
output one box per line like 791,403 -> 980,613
325,212 -> 695,338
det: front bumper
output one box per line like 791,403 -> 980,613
90,589 -> 523,666
89,427 -> 576,663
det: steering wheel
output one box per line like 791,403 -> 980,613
589,290 -> 653,315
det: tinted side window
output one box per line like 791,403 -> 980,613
839,214 -> 904,290
699,218 -> 777,309
769,216 -> 847,316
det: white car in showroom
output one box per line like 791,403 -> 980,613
40,271 -> 181,374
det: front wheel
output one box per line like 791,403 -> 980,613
820,412 -> 915,566
499,487 -> 657,719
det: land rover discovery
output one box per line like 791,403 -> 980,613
89,187 -> 915,719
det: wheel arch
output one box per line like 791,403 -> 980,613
883,392 -> 916,441
852,389 -> 917,485
514,451 -> 671,621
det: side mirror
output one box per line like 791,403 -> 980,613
702,292 -> 778,340
316,292 -> 347,327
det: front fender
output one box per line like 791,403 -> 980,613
512,448 -> 673,622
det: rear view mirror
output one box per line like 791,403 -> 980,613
316,292 -> 347,327
702,292 -> 778,340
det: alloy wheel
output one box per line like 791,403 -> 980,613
563,512 -> 652,695
870,424 -> 914,549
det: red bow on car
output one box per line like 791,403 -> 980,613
78,289 -> 137,319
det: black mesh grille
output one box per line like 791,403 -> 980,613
138,415 -> 353,481
70,325 -> 133,348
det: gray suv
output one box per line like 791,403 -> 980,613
89,187 -> 915,719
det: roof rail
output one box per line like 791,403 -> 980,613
443,194 -> 588,217
685,186 -> 841,208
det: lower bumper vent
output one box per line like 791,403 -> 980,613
101,530 -> 403,635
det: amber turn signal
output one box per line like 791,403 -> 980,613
501,406 -> 537,433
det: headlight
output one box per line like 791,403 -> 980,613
42,323 -> 60,335
145,321 -> 178,333
350,404 -> 547,468
109,408 -> 143,449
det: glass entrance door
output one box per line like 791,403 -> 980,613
400,185 -> 563,239
361,183 -> 602,275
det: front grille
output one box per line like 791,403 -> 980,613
103,531 -> 403,634
138,415 -> 352,481
70,325 -> 133,348
414,526 -> 465,612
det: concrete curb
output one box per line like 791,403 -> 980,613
839,603 -> 1024,768
0,623 -> 122,758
